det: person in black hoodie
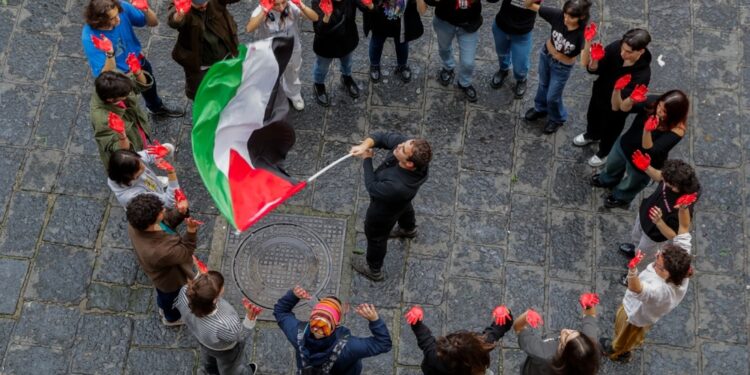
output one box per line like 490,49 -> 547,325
425,0 -> 484,102
405,305 -> 514,375
311,0 -> 374,107
487,0 -> 538,98
364,0 -> 427,83
349,132 -> 432,281
573,28 -> 652,167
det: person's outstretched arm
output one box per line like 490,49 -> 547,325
273,287 -> 308,344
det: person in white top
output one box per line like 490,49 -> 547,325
602,243 -> 693,362
246,0 -> 320,111
107,145 -> 180,208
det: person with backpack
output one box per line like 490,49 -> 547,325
273,286 -> 392,374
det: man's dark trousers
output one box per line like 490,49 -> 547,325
364,202 -> 416,270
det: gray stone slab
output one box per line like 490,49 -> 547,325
92,246 -> 138,285
25,242 -> 94,304
18,0 -> 66,33
54,154 -> 110,198
546,281 -> 589,334
508,194 -> 547,265
701,342 -> 749,375
0,318 -> 14,360
503,265 -> 545,317
694,212 -> 744,273
285,130 -> 321,176
371,61 -> 426,110
457,169 -> 510,213
398,306 -> 443,366
48,56 -> 89,93
13,302 -> 80,347
512,137 -> 554,197
501,348 -> 526,375
68,97 -> 101,157
694,0 -> 738,29
312,141 -> 359,214
412,149 -> 458,216
462,110 -> 515,174
0,192 -> 47,257
102,206 -> 132,249
57,24 -> 86,57
470,59 -> 516,111
649,1 -> 691,44
43,195 -> 106,248
550,160 -> 592,209
0,84 -> 43,146
0,258 -> 28,314
368,107 -> 422,136
125,348 -> 195,375
693,28 -> 740,90
595,213 -> 634,269
251,328 -> 295,375
409,215 -> 453,259
131,314 -> 183,347
350,234 -> 406,308
4,32 -> 56,83
2,345 -> 69,375
449,243 -> 504,281
147,36 -> 187,99
19,149 -> 63,192
693,167 -> 743,215
0,147 -> 24,221
697,274 -> 747,344
548,209 -> 593,281
0,8 -> 16,56
86,282 -> 130,312
403,256 -> 447,305
599,349 -> 643,374
647,286 -> 696,348
71,314 -> 132,374
644,346 -> 699,375
287,86 -> 327,133
422,89 -> 466,152
445,277 -> 503,333
648,41 -> 693,94
324,77 -> 369,144
692,89 -> 741,168
455,211 -> 508,246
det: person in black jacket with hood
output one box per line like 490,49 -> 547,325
349,132 -> 432,281
311,0 -> 374,107
573,28 -> 652,167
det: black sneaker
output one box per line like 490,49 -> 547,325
589,173 -> 613,188
341,75 -> 360,98
599,337 -> 613,356
490,69 -> 509,89
370,65 -> 381,83
248,363 -> 258,374
389,226 -> 418,239
524,108 -> 547,121
543,120 -> 564,134
513,79 -> 527,98
313,83 -> 330,107
395,65 -> 412,83
619,273 -> 629,286
438,68 -> 454,86
618,243 -> 636,259
351,256 -> 384,282
604,194 -> 630,209
458,83 -> 478,102
149,103 -> 185,118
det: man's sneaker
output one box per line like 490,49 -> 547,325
351,256 -> 384,282
458,83 -> 478,102
604,194 -> 630,209
370,65 -> 381,83
313,83 -> 330,107
248,363 -> 258,374
573,133 -> 596,146
389,226 -> 418,239
438,68 -> 454,86
618,243 -> 636,259
524,108 -> 547,121
395,65 -> 412,83
341,75 -> 360,99
543,120 -> 564,134
599,337 -> 614,356
149,103 -> 185,118
587,154 -> 607,167
162,317 -> 185,327
590,173 -> 610,188
619,273 -> 629,286
490,69 -> 509,89
290,96 -> 305,111
513,79 -> 527,98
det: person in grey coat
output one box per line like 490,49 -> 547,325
107,147 -> 179,208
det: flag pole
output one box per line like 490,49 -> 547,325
307,153 -> 353,182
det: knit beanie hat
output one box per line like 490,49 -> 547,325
309,297 -> 342,337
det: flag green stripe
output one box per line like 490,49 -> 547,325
191,45 -> 249,230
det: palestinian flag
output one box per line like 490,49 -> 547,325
192,37 -> 306,232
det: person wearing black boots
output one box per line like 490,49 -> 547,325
487,0 -> 538,98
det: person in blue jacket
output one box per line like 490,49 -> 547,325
274,286 -> 392,374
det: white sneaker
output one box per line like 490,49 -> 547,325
162,317 -> 185,327
573,133 -> 595,146
290,96 -> 305,111
163,143 -> 175,156
587,154 -> 607,167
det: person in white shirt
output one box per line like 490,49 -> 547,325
602,243 -> 693,362
107,147 -> 179,208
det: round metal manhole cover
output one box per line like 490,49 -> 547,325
233,223 -> 332,309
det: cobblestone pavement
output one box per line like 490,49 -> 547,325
0,0 -> 748,374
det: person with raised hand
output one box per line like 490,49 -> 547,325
405,304 -> 513,374
601,244 -> 693,362
574,28 -> 653,167
273,286 -> 392,374
107,142 -> 181,208
168,0 -> 242,100
246,0 -> 320,111
515,302 -> 600,375
82,0 -> 183,117
590,90 -> 689,209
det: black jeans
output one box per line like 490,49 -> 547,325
140,58 -> 165,112
364,202 -> 416,270
584,94 -> 628,158
156,288 -> 181,322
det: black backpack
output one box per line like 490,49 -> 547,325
296,323 -> 349,375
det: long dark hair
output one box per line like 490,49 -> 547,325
562,0 -> 592,26
647,90 -> 690,131
186,271 -> 225,318
550,333 -> 600,375
84,0 -> 123,29
108,150 -> 142,186
436,331 -> 496,374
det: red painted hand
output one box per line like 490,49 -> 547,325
319,0 -> 333,16
174,188 -> 187,203
125,52 -> 142,74
578,293 -> 600,309
630,84 -> 649,103
146,141 -> 170,158
675,193 -> 698,208
361,0 -> 373,7
242,298 -> 264,317
628,249 -> 644,269
193,255 -> 208,273
173,0 -> 192,14
584,21 -> 597,42
131,0 -> 149,11
590,42 -> 605,61
108,112 -> 125,134
293,285 -> 312,300
290,0 -> 302,6
404,305 -> 424,325
492,305 -> 511,326
631,150 -> 651,171
186,217 -> 204,226
260,0 -> 275,12
155,159 -> 175,172
614,74 -> 631,90
91,34 -> 113,53
526,309 -> 543,329
644,115 -> 659,132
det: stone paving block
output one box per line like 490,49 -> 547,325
550,106 -> 592,162
102,206 -> 132,249
457,169 -> 510,213
86,282 -> 130,312
350,234 -> 406,308
455,211 -> 508,246
604,0 -> 644,24
71,314 -> 132,374
692,89 -> 741,168
43,195 -> 105,248
149,113 -> 184,146
0,147 -> 24,220
413,149 -> 458,216
396,368 -> 422,375
649,41 -> 693,94
128,287 -> 153,314
501,348 -> 526,375
287,85 -> 327,133
599,349 -> 643,374
346,308 -> 395,374
4,32 -> 55,83
695,212 -> 744,273
550,160 -> 592,209
148,36 -> 187,99
548,209 -> 593,281
2,345 -> 69,375
58,24 -> 86,57
19,148 -> 63,192
644,346 -> 699,375
449,243 -> 504,281
13,302 -> 80,347
403,256 -> 447,305
0,8 -> 16,56
422,89 -> 465,152
445,277 -> 503,333
68,98 -> 101,157
48,56 -> 89,93
697,274 -> 747,344
18,0 -> 66,33
54,154 -> 110,198
693,167 -> 743,215
325,77 -> 369,144
0,258 -> 28,314
0,83 -> 42,146
512,137 -> 554,197
0,318 -> 14,359
508,194 -> 547,265
125,348 -> 195,375
368,107 -> 422,136
503,265 -> 545,320
694,0 -> 738,29
285,130 -> 321,176
25,242 -> 94,304
594,271 -> 628,338
649,0 -> 691,44
701,342 -> 749,375
312,140 -> 359,215
595,212 -> 634,269
397,306 -> 443,366
409,215 -> 452,259
93,246 -> 138,285
0,192 -> 47,257
471,60 -> 516,110
370,60 -> 426,110
647,286 -> 696,348
462,110 -> 515,174
546,280 -> 589,334
693,28 -> 740,90
132,314 -> 183,347
252,328 -> 295,375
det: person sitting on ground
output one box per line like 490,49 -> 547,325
274,285 -> 392,374
107,147 -> 180,208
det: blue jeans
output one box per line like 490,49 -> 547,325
597,139 -> 651,203
369,34 -> 409,67
433,16 -> 479,87
491,22 -> 533,81
140,58 -> 164,112
533,47 -> 574,123
156,288 -> 181,322
313,53 -> 353,84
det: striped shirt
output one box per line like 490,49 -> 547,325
175,286 -> 255,351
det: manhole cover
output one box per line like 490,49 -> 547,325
222,214 -> 346,321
